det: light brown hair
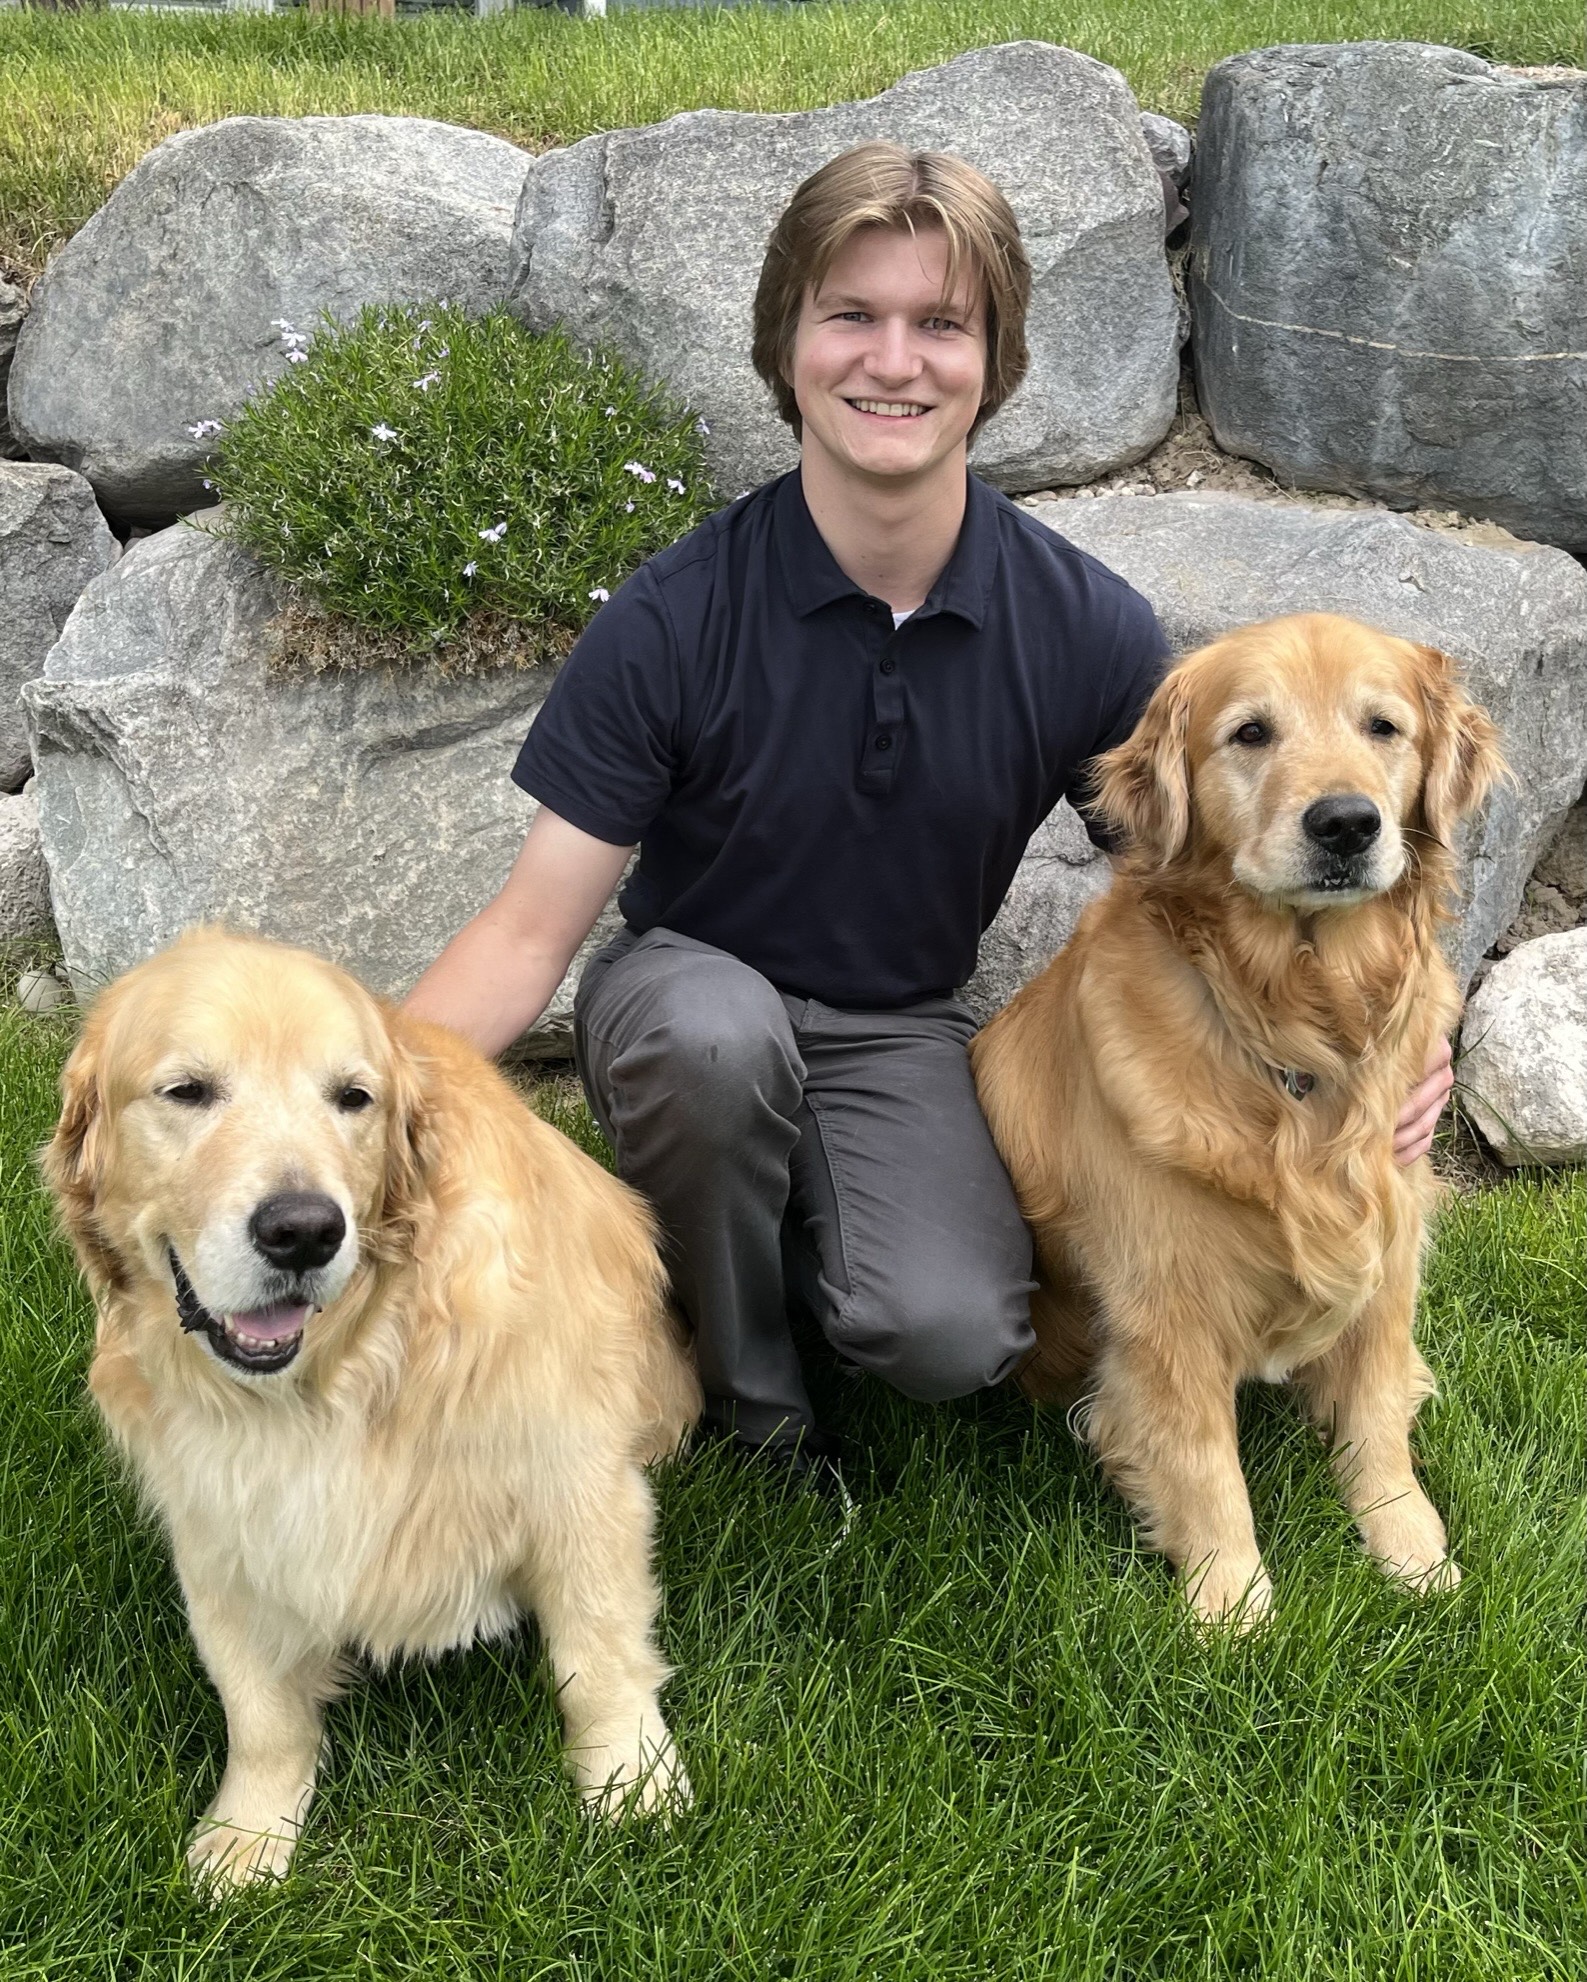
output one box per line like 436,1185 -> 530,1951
751,143 -> 1031,438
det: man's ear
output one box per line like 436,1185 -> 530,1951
40,1020 -> 124,1293
1414,644 -> 1509,846
1092,668 -> 1194,867
375,1009 -> 440,1260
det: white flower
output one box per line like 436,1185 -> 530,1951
478,521 -> 508,544
588,587 -> 610,603
623,461 -> 657,484
666,477 -> 685,494
412,371 -> 441,392
462,561 -> 478,578
371,423 -> 399,443
623,501 -> 635,513
695,416 -> 711,436
200,478 -> 214,491
437,346 -> 449,359
286,348 -> 309,364
270,318 -> 295,333
604,406 -> 618,417
409,322 -> 433,350
186,419 -> 224,440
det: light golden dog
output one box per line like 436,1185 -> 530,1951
972,612 -> 1505,1626
43,929 -> 701,1888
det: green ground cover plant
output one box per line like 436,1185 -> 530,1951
0,996 -> 1582,1977
207,302 -> 713,665
0,0 -> 1581,280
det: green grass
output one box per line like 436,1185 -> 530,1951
1,0 -> 1582,279
1,1001 -> 1582,1977
209,302 -> 714,660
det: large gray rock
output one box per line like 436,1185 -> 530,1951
962,798 -> 1106,1022
1190,45 -> 1587,551
0,788 -> 52,945
1460,930 -> 1587,1164
1019,491 -> 1587,991
0,278 -> 26,460
9,116 -> 533,527
21,524 -> 610,1054
0,461 -> 118,791
510,42 -> 1179,500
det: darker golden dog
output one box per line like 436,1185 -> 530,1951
43,929 -> 701,1887
972,612 -> 1505,1625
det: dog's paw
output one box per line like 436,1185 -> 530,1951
573,1725 -> 692,1823
1360,1492 -> 1458,1595
185,1816 -> 299,1894
1183,1554 -> 1275,1633
1377,1547 -> 1462,1595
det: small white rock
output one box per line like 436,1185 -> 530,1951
16,966 -> 68,1013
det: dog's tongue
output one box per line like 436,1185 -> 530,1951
225,1302 -> 311,1346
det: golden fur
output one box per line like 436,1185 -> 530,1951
971,613 -> 1506,1626
42,929 -> 701,1887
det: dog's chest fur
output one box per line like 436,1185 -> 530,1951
114,1371 -> 530,1664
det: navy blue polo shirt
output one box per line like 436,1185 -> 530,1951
512,470 -> 1170,1010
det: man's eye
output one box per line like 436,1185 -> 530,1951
1231,720 -> 1271,747
159,1080 -> 214,1107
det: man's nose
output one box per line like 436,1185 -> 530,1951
866,316 -> 922,384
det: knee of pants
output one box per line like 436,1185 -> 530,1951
836,1283 -> 1035,1403
613,968 -> 801,1129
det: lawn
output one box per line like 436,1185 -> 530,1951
1,993 -> 1583,1976
2,1 -> 1585,1971
1,0 -> 1583,277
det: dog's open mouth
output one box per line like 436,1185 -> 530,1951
169,1248 -> 312,1374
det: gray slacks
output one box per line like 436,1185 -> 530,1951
573,926 -> 1037,1447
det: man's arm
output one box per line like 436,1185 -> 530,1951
403,807 -> 633,1059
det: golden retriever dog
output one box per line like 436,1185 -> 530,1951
42,928 -> 701,1888
972,613 -> 1505,1627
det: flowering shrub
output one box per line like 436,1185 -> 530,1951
206,303 -> 714,665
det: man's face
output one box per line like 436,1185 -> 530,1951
788,223 -> 988,491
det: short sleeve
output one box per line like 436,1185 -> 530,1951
1069,586 -> 1173,850
510,567 -> 681,846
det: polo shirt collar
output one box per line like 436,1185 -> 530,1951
774,468 -> 1000,630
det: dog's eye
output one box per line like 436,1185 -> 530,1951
1368,716 -> 1400,739
335,1085 -> 375,1114
1231,720 -> 1270,747
159,1080 -> 214,1107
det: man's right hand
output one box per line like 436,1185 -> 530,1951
402,808 -> 634,1059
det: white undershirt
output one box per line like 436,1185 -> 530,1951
892,609 -> 913,629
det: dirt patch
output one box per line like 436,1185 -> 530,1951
265,598 -> 577,679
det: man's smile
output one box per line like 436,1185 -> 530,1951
848,399 -> 930,419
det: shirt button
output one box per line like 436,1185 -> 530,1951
875,733 -> 893,751
880,656 -> 897,676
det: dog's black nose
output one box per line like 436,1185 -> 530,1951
248,1192 -> 346,1273
1302,794 -> 1381,858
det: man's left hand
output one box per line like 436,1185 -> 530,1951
1394,1036 -> 1454,1167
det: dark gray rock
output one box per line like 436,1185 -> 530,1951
0,461 -> 118,791
9,117 -> 533,527
511,42 -> 1180,500
1023,490 -> 1587,990
21,523 -> 611,1053
0,278 -> 26,460
1190,44 -> 1587,550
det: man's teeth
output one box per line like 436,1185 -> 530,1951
851,400 -> 927,418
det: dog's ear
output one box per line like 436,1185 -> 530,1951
1092,668 -> 1194,867
40,1019 -> 125,1293
1414,644 -> 1509,846
376,1008 -> 441,1257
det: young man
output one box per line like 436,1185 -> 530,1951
406,146 -> 1453,1472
